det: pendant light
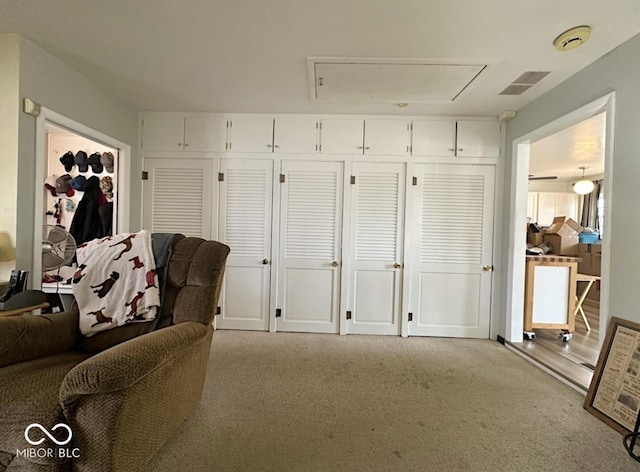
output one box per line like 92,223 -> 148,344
573,167 -> 595,195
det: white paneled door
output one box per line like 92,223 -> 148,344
409,164 -> 495,338
217,159 -> 273,331
277,161 -> 343,333
142,158 -> 212,238
347,162 -> 405,335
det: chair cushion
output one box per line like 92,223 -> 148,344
0,351 -> 90,469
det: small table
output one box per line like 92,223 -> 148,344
575,273 -> 601,331
0,302 -> 50,317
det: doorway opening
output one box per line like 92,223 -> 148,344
32,106 -> 131,296
504,93 -> 615,390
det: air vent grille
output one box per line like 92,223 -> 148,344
513,71 -> 551,85
499,84 -> 532,96
499,70 -> 551,95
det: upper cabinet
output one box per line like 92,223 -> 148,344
320,118 -> 364,155
227,115 -> 275,153
364,119 -> 411,156
140,113 -> 500,158
320,118 -> 410,155
141,113 -> 227,152
411,119 -> 501,158
227,116 -> 319,154
274,117 -> 319,154
411,120 -> 456,157
455,120 -> 501,158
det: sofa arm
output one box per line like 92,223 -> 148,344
59,321 -> 213,472
0,311 -> 80,367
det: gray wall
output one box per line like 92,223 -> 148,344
502,33 -> 640,329
0,35 -> 20,267
16,36 -> 139,270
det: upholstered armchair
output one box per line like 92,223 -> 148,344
0,236 -> 229,472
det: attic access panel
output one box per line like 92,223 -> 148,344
311,60 -> 486,103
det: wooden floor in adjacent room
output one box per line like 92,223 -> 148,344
508,298 -> 601,391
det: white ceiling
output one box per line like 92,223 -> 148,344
1,0 -> 639,116
529,112 -> 606,181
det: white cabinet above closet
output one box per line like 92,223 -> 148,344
364,119 -> 411,156
411,119 -> 500,158
319,118 -> 410,155
141,113 -> 227,152
227,116 -> 320,154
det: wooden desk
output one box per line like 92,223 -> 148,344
574,273 -> 601,331
0,302 -> 49,317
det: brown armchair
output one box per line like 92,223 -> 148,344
0,236 -> 229,472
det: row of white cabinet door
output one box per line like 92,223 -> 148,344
141,113 -> 501,158
143,158 -> 495,337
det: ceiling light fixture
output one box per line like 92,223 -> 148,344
553,26 -> 592,51
573,167 -> 595,195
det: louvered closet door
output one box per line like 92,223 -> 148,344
409,164 -> 495,338
217,159 -> 273,331
142,158 -> 212,238
277,161 -> 343,333
347,162 -> 405,335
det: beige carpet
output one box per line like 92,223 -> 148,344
149,331 -> 636,471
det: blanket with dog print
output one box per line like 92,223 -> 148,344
73,230 -> 160,336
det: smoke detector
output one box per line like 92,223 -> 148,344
553,26 -> 591,51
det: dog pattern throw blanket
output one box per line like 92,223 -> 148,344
74,230 -> 160,336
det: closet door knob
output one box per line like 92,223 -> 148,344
331,261 -> 339,267
393,263 -> 402,269
262,258 -> 269,265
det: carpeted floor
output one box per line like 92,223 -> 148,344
149,331 -> 637,471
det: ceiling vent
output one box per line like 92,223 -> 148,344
307,58 -> 487,103
499,71 -> 551,95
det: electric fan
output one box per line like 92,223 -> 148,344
42,225 -> 77,271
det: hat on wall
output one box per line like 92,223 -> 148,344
44,175 -> 58,197
70,175 -> 87,191
55,174 -> 75,197
88,152 -> 104,173
100,152 -> 114,173
59,151 -> 75,172
74,151 -> 89,172
100,176 -> 113,199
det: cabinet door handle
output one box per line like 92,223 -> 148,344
184,143 -> 189,147
365,146 -> 370,150
448,148 -> 455,152
178,142 -> 183,147
356,146 -> 363,149
274,145 -> 280,149
267,144 -> 273,148
457,148 -> 464,152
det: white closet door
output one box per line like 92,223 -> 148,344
409,164 -> 495,338
217,159 -> 273,331
347,162 -> 405,335
142,158 -> 212,238
277,161 -> 343,333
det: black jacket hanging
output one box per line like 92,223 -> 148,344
70,176 -> 109,245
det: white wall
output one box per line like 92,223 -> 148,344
0,35 -> 20,278
502,33 -> 640,328
14,35 -> 139,271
